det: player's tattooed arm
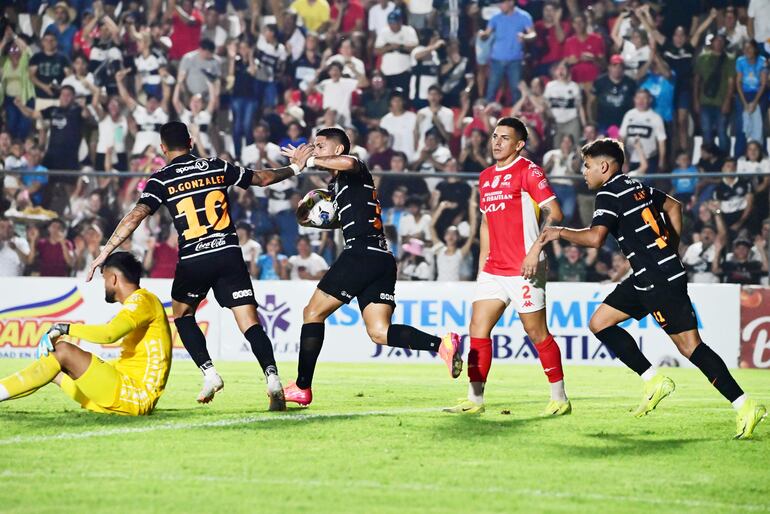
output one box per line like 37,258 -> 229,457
252,144 -> 315,186
85,203 -> 152,282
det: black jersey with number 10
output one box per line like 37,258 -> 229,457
137,154 -> 253,260
591,173 -> 686,291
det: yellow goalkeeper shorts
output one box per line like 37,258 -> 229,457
58,354 -> 156,416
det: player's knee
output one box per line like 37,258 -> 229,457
674,338 -> 699,358
303,304 -> 326,323
469,320 -> 491,339
525,328 -> 549,345
52,341 -> 75,365
366,324 -> 389,345
588,315 -> 608,334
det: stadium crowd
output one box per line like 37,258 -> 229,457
0,0 -> 769,284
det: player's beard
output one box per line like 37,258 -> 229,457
105,288 -> 117,304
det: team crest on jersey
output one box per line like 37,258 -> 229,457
529,163 -> 543,177
538,178 -> 549,190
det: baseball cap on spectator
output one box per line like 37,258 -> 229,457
401,238 -> 425,257
390,87 -> 406,99
285,105 -> 307,127
388,9 -> 403,23
734,238 -> 752,249
609,54 -> 624,65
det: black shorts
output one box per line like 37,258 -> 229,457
317,244 -> 397,312
171,248 -> 256,308
604,278 -> 698,335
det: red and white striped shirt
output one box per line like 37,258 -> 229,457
479,156 -> 556,276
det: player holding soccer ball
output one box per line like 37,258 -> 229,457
85,122 -> 314,410
539,138 -> 766,439
444,117 -> 571,417
280,128 -> 462,406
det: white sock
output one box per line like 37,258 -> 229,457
732,393 -> 748,411
0,384 -> 8,401
550,380 -> 567,402
640,367 -> 658,382
202,365 -> 219,379
468,381 -> 485,404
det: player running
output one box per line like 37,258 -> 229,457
444,117 -> 570,416
540,138 -> 767,439
85,121 -> 314,410
0,253 -> 171,415
280,127 -> 461,406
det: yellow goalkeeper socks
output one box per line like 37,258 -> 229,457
0,355 -> 61,401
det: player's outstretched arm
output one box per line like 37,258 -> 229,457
46,315 -> 137,348
305,154 -> 359,173
251,144 -> 314,186
540,225 -> 610,249
86,204 -> 152,282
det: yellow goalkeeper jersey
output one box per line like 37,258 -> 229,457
68,288 -> 172,399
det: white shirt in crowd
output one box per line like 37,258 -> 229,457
433,244 -> 464,281
254,177 -> 298,216
61,73 -> 96,99
180,109 -> 213,155
415,105 -> 454,150
375,25 -> 419,76
380,110 -> 417,160
134,53 -> 162,86
316,77 -> 359,125
0,237 -> 30,277
131,104 -> 169,155
544,79 -> 581,124
621,40 -> 651,79
401,260 -> 432,280
681,242 -> 720,283
748,0 -> 770,45
240,239 -> 262,265
619,108 -> 666,163
286,28 -> 306,61
409,47 -> 440,99
241,141 -> 284,168
327,54 -> 366,79
408,0 -> 433,14
399,213 -> 432,241
96,115 -> 128,156
543,149 -> 576,186
737,157 -> 770,175
368,1 -> 397,35
288,252 -> 329,280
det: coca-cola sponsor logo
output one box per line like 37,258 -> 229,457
195,237 -> 227,252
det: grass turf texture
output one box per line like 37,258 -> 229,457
1,361 -> 769,514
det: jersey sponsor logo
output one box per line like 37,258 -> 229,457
175,159 -> 210,173
140,192 -> 155,200
529,163 -> 543,177
194,237 -> 227,252
232,289 -> 254,300
522,300 -> 534,308
379,293 -> 395,302
481,202 -> 507,213
626,124 -> 653,138
537,178 -> 549,190
340,290 -> 353,299
168,174 -> 225,195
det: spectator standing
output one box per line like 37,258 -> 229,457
375,10 -> 419,93
552,242 -> 597,282
368,0 -> 397,36
382,186 -> 409,233
236,222 -> 262,278
543,134 -> 578,222
1,30 -> 35,140
430,207 -> 476,281
592,55 -> 637,133
459,129 -> 491,174
748,0 -> 770,50
143,228 -> 179,279
480,0 -> 535,104
290,0 -> 331,32
737,141 -> 770,228
734,41 -> 766,157
563,13 -> 605,111
178,39 -> 222,98
713,158 -> 754,237
399,238 -> 432,280
28,219 -> 74,277
543,62 -> 585,147
660,26 -> 697,153
313,62 -> 368,126
533,1 -> 571,77
611,17 -> 651,81
94,96 -> 129,172
45,2 -> 78,58
398,196 -> 432,243
619,89 -> 667,174
411,129 -> 452,174
639,53 -> 676,126
328,0 -> 366,37
115,68 -> 170,156
355,71 -> 392,130
694,33 -> 735,154
366,127 -> 396,170
72,224 -> 104,279
242,122 -> 284,169
20,145 -> 48,206
254,25 -> 287,111
227,39 -> 258,160
0,217 -> 30,277
414,86 -> 454,152
288,236 -> 329,280
670,151 -> 698,204
29,32 -> 71,112
409,30 -> 445,110
167,0 -> 204,62
201,4 -> 228,54
380,91 -> 417,161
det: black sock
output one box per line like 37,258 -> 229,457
174,316 -> 212,371
244,324 -> 278,377
594,326 -> 653,376
297,323 -> 325,389
386,324 -> 442,352
689,343 -> 744,402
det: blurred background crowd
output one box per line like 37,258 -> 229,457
0,0 -> 769,284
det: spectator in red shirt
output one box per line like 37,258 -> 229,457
564,13 -> 605,121
533,1 -> 572,77
167,0 -> 204,62
143,226 -> 179,279
329,0 -> 366,38
28,219 -> 74,277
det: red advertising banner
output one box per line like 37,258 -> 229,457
740,287 -> 770,369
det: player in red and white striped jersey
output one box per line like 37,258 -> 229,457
444,117 -> 571,416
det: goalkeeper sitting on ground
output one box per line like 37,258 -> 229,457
0,252 -> 172,415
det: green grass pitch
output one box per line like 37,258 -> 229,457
1,360 -> 769,514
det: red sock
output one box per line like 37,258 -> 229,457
468,337 -> 492,382
535,334 -> 564,383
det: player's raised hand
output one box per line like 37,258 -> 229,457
292,144 -> 315,169
280,144 -> 299,160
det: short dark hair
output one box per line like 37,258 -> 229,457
103,252 -> 142,286
581,138 -> 626,169
405,196 -> 423,208
236,221 -> 253,234
160,121 -> 191,151
496,117 -> 528,142
60,84 -> 76,95
316,127 -> 351,154
199,38 -> 215,52
428,84 -> 442,95
49,218 -> 66,230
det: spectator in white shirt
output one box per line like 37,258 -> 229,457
368,0 -> 397,43
380,91 -> 417,161
682,222 -> 724,283
430,200 -> 477,281
313,61 -> 368,125
241,121 -> 284,169
543,61 -> 585,147
399,196 -> 432,243
414,85 -> 454,152
288,236 -> 330,280
375,9 -> 419,93
0,217 -> 30,277
237,222 -> 263,278
399,238 -> 432,280
326,39 -> 366,79
94,96 -> 129,172
619,88 -> 667,173
411,128 -> 452,174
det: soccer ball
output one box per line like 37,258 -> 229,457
297,189 -> 339,229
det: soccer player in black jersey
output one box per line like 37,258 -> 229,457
280,128 -> 462,406
540,138 -> 766,439
85,121 -> 314,410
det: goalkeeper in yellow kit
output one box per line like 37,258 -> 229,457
0,252 -> 172,415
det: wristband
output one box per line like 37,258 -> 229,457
307,156 -> 316,168
289,163 -> 302,175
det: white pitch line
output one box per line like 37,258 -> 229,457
1,470 -> 767,513
0,407 -> 437,446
